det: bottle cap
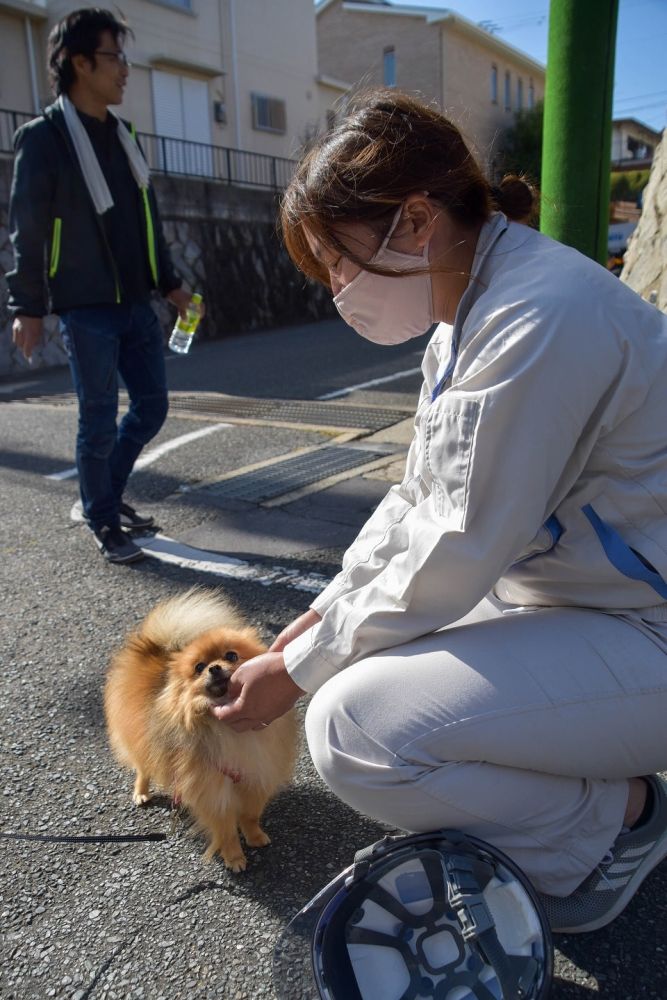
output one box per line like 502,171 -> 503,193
191,292 -> 203,303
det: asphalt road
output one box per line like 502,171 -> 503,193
1,317 -> 665,999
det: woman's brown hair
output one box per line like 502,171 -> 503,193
280,89 -> 537,288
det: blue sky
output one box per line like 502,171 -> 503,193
317,1 -> 667,132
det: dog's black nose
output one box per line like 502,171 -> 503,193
206,664 -> 231,696
209,664 -> 229,679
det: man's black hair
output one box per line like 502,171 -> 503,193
47,7 -> 132,96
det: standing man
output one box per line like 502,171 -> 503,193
7,8 -> 195,564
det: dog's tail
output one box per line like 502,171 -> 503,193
137,588 -> 246,654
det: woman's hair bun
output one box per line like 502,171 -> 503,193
491,174 -> 538,223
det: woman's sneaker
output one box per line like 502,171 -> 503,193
93,525 -> 144,564
539,774 -> 667,934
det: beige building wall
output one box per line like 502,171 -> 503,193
232,0 -> 319,158
2,0 -> 320,159
317,2 -> 440,102
0,2 -> 49,114
439,18 -> 545,171
316,1 -> 545,176
316,75 -> 350,133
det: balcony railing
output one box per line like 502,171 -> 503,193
0,108 -> 296,191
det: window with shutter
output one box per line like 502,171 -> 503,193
152,70 -> 212,176
251,93 -> 287,134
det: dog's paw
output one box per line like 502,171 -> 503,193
244,829 -> 271,848
132,791 -> 152,806
224,853 -> 248,873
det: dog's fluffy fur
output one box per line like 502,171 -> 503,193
104,588 -> 298,871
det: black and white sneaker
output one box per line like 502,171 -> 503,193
93,525 -> 144,564
539,774 -> 667,934
119,502 -> 155,531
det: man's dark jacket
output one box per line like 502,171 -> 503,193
6,102 -> 180,317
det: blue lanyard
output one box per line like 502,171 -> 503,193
583,504 -> 667,601
430,339 -> 458,403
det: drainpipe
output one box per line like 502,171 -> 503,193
540,0 -> 619,264
24,17 -> 41,114
228,0 -> 241,149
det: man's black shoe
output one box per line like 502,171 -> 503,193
119,502 -> 155,531
94,525 -> 145,564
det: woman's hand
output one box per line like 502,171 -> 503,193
269,608 -> 322,653
210,651 -> 305,732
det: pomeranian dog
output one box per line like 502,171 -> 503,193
104,588 -> 299,871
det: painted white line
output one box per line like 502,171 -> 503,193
317,366 -> 422,400
45,422 -> 232,480
136,533 -> 331,594
132,423 -> 232,469
47,466 -> 78,481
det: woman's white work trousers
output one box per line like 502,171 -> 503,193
305,597 -> 667,895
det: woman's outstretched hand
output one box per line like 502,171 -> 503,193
269,608 -> 322,653
210,651 -> 305,732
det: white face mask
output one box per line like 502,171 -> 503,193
332,205 -> 434,345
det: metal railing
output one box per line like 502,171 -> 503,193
0,108 -> 296,191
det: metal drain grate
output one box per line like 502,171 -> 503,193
165,393 -> 411,432
17,391 -> 412,433
206,446 -> 389,503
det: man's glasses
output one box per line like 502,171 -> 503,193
95,50 -> 131,67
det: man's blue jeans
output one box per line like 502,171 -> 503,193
60,303 -> 168,532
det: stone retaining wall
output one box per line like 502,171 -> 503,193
0,157 -> 334,376
621,130 -> 667,310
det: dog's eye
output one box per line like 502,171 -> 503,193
194,662 -> 207,675
223,651 -> 238,664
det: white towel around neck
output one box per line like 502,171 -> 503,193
57,94 -> 151,215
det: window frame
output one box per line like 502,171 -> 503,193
490,64 -> 498,104
251,92 -> 287,134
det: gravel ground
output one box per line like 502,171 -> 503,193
2,332 -> 666,999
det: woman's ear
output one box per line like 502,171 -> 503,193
400,193 -> 438,249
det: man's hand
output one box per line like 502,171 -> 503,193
270,608 -> 322,653
210,651 -> 305,733
166,287 -> 205,322
12,316 -> 43,361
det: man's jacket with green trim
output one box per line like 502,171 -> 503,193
6,101 -> 181,318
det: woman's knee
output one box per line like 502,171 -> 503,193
304,672 -> 397,796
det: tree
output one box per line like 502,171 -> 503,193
495,101 -> 544,185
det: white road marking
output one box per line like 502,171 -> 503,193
317,366 -> 422,400
136,533 -> 330,594
45,422 -> 232,480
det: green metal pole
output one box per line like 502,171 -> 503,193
540,0 -> 619,263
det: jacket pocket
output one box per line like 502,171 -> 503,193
424,395 -> 480,528
48,217 -> 62,278
512,515 -> 563,565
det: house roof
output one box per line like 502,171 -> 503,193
612,117 -> 662,141
315,0 -> 545,76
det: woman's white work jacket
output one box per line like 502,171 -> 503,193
284,213 -> 667,694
